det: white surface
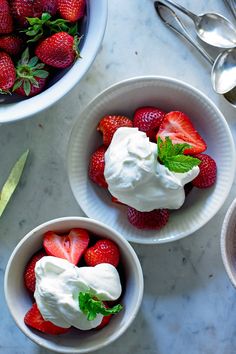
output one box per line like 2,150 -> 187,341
68,76 -> 235,244
2,0 -> 236,353
4,217 -> 143,353
0,0 -> 107,123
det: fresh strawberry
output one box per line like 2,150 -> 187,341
133,106 -> 165,142
127,207 -> 169,230
24,303 -> 70,335
95,302 -> 111,330
35,32 -> 80,68
0,0 -> 13,34
97,115 -> 133,146
42,0 -> 58,15
58,0 -> 86,22
24,250 -> 47,292
88,145 -> 108,188
11,0 -> 44,27
43,228 -> 90,265
192,153 -> 217,188
0,52 -> 15,92
13,48 -> 49,97
0,35 -> 23,56
84,239 -> 120,268
157,111 -> 207,155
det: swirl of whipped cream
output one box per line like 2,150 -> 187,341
34,256 -> 122,330
104,127 -> 199,211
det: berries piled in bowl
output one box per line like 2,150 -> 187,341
67,76 -> 235,244
4,217 -> 143,353
0,0 -> 107,123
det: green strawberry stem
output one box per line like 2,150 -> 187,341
157,136 -> 200,173
22,12 -> 78,43
79,292 -> 123,321
73,35 -> 83,59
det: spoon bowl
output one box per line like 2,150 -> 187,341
161,0 -> 236,48
212,48 -> 236,94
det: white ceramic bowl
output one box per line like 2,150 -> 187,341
0,0 -> 107,123
4,217 -> 143,353
221,198 -> 236,288
67,76 -> 235,244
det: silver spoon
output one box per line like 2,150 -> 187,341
159,0 -> 236,48
154,1 -> 236,106
224,0 -> 236,21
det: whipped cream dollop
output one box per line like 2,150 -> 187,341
104,127 -> 199,211
34,256 -> 122,330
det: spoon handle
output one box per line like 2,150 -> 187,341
154,1 -> 214,65
156,0 -> 198,22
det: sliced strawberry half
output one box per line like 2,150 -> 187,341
43,228 -> 90,265
24,303 -> 70,335
157,111 -> 207,155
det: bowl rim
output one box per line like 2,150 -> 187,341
4,216 -> 144,353
221,198 -> 236,288
0,0 -> 108,124
67,75 -> 236,244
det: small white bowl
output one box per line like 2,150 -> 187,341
67,76 -> 235,244
221,199 -> 236,288
4,217 -> 143,353
0,0 -> 107,123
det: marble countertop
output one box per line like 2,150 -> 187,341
1,0 -> 236,353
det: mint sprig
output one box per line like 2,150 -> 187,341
157,137 -> 200,173
79,292 -> 123,321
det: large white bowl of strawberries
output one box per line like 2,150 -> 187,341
4,217 -> 143,353
0,0 -> 107,123
67,76 -> 235,244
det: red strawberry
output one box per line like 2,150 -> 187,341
0,52 -> 15,92
88,145 -> 108,188
42,0 -> 58,15
0,0 -> 13,34
133,106 -> 165,142
157,111 -> 207,155
58,0 -> 86,22
43,228 -> 90,265
11,0 -> 43,27
192,153 -> 217,188
127,207 -> 169,230
97,115 -> 133,146
24,303 -> 70,335
13,48 -> 49,97
35,32 -> 80,68
84,239 -> 120,268
24,250 -> 47,292
95,302 -> 111,330
0,35 -> 23,56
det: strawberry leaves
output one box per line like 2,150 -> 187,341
79,292 -> 123,321
158,137 -> 200,173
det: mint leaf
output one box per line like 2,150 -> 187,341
164,155 -> 200,173
157,137 -> 200,172
79,292 -> 123,321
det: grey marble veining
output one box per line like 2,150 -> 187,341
1,0 -> 236,353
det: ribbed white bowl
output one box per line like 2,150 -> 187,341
67,76 -> 235,244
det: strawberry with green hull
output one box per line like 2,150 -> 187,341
133,106 -> 165,142
0,0 -> 13,34
0,52 -> 16,93
25,303 -> 70,335
35,31 -> 81,68
13,48 -> 49,97
97,115 -> 133,146
58,0 -> 86,22
157,111 -> 207,155
0,35 -> 23,56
